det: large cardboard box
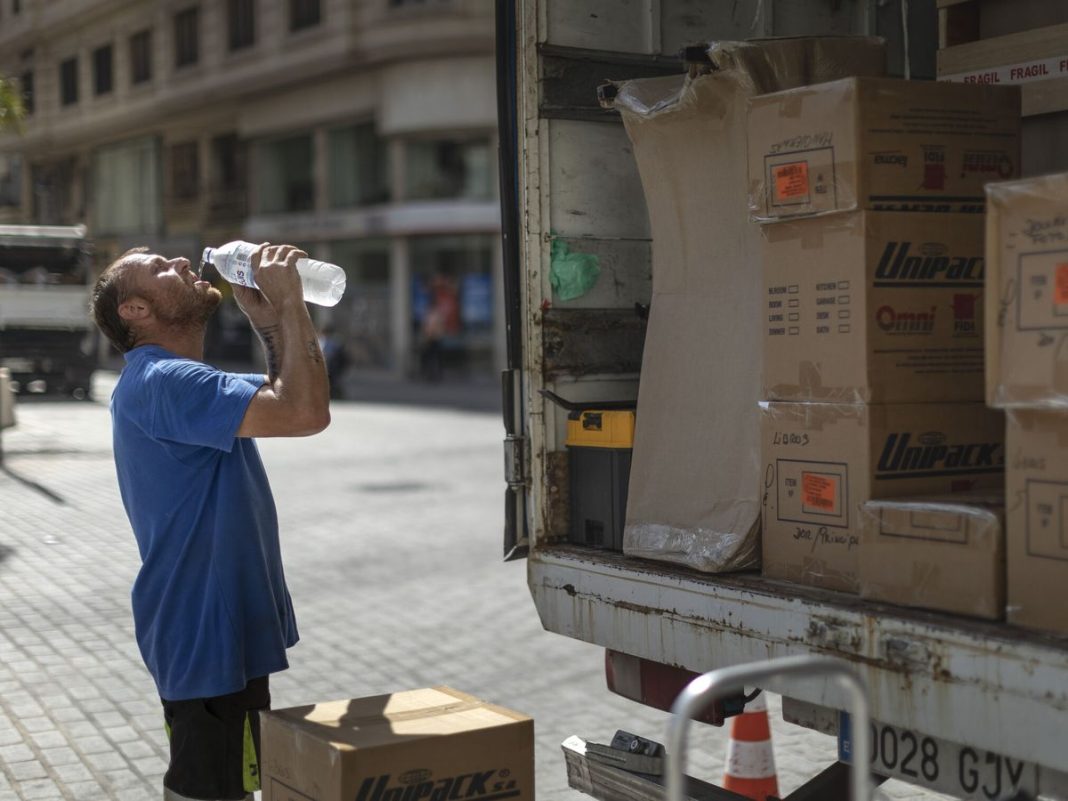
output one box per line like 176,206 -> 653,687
1006,410 -> 1068,634
612,37 -> 886,573
261,687 -> 534,801
985,172 -> 1068,408
761,402 -> 1004,592
858,494 -> 1005,619
747,77 -> 1020,222
763,211 -> 985,403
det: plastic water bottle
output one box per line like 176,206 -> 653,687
201,240 -> 347,307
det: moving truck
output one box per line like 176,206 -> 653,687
496,1 -> 1068,797
0,224 -> 95,398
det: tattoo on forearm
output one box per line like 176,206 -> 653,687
305,339 -> 324,365
256,325 -> 282,380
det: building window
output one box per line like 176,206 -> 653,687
130,30 -> 152,85
210,133 -> 248,214
228,0 -> 256,51
32,159 -> 77,225
93,44 -> 113,96
59,58 -> 78,106
405,138 -> 493,200
256,134 -> 314,213
0,154 -> 21,208
328,123 -> 390,208
170,142 -> 199,200
289,0 -> 320,31
92,137 -> 162,235
327,239 -> 392,369
19,70 -> 33,115
174,7 -> 200,68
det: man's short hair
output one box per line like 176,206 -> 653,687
90,247 -> 148,353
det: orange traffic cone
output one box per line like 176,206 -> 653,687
722,692 -> 779,801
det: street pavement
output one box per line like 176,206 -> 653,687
0,375 -> 943,800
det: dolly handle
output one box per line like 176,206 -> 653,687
666,655 -> 872,801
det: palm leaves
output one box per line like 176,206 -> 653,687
0,76 -> 26,134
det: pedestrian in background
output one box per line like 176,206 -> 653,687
89,243 -> 330,801
318,322 -> 349,399
418,271 -> 460,382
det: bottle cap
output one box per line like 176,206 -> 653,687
201,246 -> 216,266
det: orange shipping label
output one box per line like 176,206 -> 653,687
802,472 -> 838,513
773,162 -> 810,203
1056,264 -> 1068,306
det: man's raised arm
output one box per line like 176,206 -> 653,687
235,244 -> 331,438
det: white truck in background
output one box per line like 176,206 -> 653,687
0,224 -> 95,399
495,1 -> 1068,798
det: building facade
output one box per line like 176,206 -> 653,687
0,0 -> 502,377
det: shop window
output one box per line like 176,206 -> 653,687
93,44 -> 113,96
59,58 -> 78,106
290,0 -> 320,30
328,123 -> 390,208
19,70 -> 33,115
130,30 -> 152,85
92,137 -> 162,235
255,134 -> 314,213
174,7 -> 200,68
410,234 -> 495,377
405,138 -> 493,201
228,0 -> 255,51
171,142 -> 199,200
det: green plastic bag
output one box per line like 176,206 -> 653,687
550,239 -> 601,301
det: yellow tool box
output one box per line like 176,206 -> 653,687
545,391 -> 636,552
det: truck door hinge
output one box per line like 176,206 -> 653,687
504,434 -> 526,488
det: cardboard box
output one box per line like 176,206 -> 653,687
747,77 -> 1021,222
985,172 -> 1068,408
763,211 -> 986,403
1006,410 -> 1068,634
611,37 -> 886,573
761,401 -> 1004,593
858,494 -> 1005,619
261,687 -> 534,801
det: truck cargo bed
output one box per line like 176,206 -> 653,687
530,545 -> 1068,778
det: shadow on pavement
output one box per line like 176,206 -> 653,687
0,465 -> 68,505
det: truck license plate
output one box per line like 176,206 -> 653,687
838,713 -> 1038,798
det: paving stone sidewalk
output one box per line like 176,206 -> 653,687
0,377 -> 942,800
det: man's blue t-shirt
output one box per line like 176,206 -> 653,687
111,345 -> 299,701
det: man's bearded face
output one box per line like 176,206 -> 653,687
123,253 -> 223,330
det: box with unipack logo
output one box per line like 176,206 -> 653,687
261,687 -> 534,801
763,211 -> 986,403
1006,410 -> 1068,634
760,401 -> 1004,593
858,493 -> 1005,620
747,77 -> 1020,222
985,172 -> 1068,408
